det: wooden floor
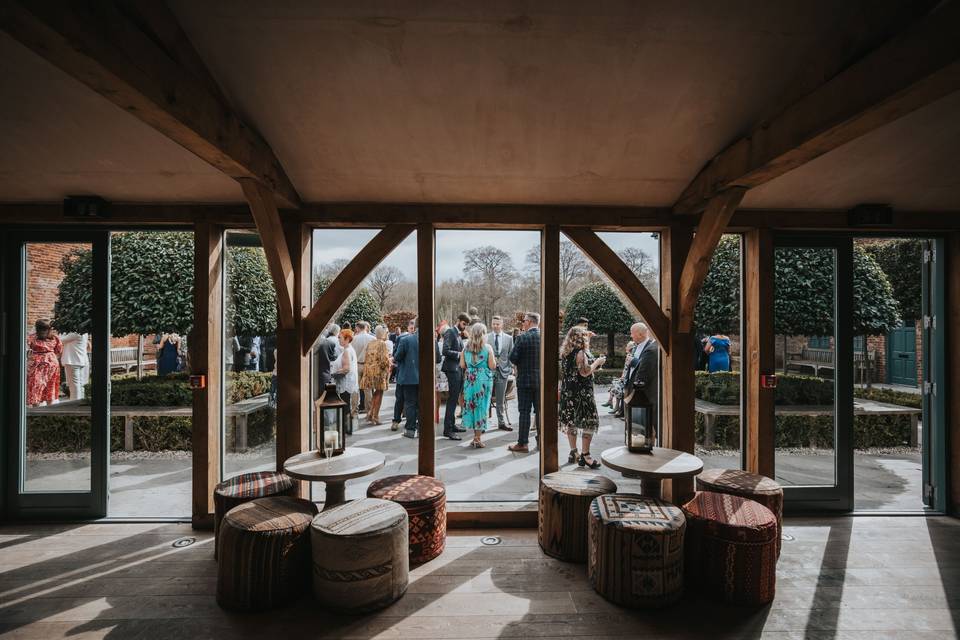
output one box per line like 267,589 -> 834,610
0,516 -> 958,639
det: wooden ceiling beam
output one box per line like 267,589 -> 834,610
0,0 -> 301,208
302,224 -> 416,353
561,227 -> 670,353
677,188 -> 746,333
240,179 -> 295,329
673,1 -> 960,214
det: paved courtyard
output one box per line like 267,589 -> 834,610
25,387 -> 926,516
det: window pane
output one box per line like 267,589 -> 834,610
23,242 -> 93,493
223,231 -> 277,479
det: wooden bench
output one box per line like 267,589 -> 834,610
785,347 -> 834,377
695,398 -> 920,447
26,394 -> 270,451
110,346 -> 156,374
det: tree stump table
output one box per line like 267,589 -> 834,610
538,470 -> 617,562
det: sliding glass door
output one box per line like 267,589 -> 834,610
4,230 -> 110,518
774,236 -> 853,511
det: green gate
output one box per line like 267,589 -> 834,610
887,324 -> 917,386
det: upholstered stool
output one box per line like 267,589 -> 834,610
539,471 -> 617,562
367,474 -> 447,564
587,493 -> 685,608
213,471 -> 296,558
696,468 -> 784,556
216,496 -> 317,611
311,498 -> 409,613
682,490 -> 778,606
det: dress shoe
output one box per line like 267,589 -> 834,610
443,432 -> 462,441
508,443 -> 529,453
402,430 -> 417,439
498,424 -> 514,431
453,426 -> 467,433
391,421 -> 400,431
613,410 -> 624,418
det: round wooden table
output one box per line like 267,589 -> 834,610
283,447 -> 385,510
600,446 -> 703,500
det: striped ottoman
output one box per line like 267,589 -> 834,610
682,490 -> 778,605
216,496 -> 317,611
539,471 -> 617,562
214,471 -> 296,558
696,468 -> 783,556
367,474 -> 447,564
587,493 -> 686,608
311,498 -> 409,613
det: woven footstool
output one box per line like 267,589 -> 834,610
587,493 -> 686,608
539,471 -> 617,562
367,474 -> 447,564
311,497 -> 409,613
216,496 -> 317,611
682,490 -> 778,605
214,471 -> 296,558
696,468 -> 783,556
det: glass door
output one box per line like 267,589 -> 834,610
4,230 -> 110,518
774,236 -> 853,511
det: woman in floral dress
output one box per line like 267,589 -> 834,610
459,322 -> 495,448
27,319 -> 63,407
559,325 -> 606,468
360,325 -> 392,425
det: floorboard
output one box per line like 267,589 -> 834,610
0,516 -> 957,639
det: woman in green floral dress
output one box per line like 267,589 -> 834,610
459,322 -> 496,448
559,325 -> 606,468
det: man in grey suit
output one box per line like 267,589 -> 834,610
486,315 -> 514,431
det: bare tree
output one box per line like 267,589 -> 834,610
526,239 -> 590,299
464,246 -> 516,322
617,247 -> 659,296
367,265 -> 404,312
315,257 -> 350,281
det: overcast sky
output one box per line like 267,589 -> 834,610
311,229 -> 659,283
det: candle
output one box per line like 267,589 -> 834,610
630,434 -> 647,448
323,431 -> 340,451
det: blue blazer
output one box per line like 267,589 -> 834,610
393,333 -> 441,386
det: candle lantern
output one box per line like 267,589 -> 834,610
625,401 -> 655,454
314,384 -> 347,458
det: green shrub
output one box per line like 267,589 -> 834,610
853,387 -> 922,409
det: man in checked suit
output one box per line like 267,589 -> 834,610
508,312 -> 540,453
486,315 -> 514,431
623,322 -> 659,440
441,312 -> 471,440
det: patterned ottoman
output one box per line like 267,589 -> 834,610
216,496 -> 317,611
696,468 -> 784,556
367,474 -> 447,564
539,471 -> 617,562
311,497 -> 409,613
214,471 -> 296,559
682,490 -> 778,606
587,493 -> 686,608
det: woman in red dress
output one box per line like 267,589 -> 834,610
27,319 -> 63,406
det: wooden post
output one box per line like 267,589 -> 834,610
660,225 -> 695,504
417,223 -> 436,477
275,220 -> 310,488
191,223 -> 222,529
541,226 -> 561,474
745,229 -> 775,478
948,232 -> 960,516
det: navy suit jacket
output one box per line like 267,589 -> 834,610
509,327 -> 540,388
394,333 -> 441,386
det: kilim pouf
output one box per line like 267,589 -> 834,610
367,474 -> 447,564
213,471 -> 296,558
696,468 -> 784,557
216,496 -> 317,611
682,490 -> 778,606
539,471 -> 617,562
587,493 -> 685,608
311,497 -> 409,613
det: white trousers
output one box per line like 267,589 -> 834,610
64,364 -> 88,400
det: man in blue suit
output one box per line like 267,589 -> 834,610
392,318 -> 441,439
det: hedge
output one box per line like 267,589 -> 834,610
27,372 -> 274,453
694,371 -> 917,449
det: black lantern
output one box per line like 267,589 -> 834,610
314,384 -> 346,458
625,401 -> 655,453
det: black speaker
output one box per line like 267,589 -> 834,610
63,196 -> 110,219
